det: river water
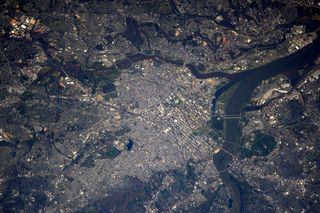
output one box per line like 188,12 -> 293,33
90,29 -> 320,212
212,31 -> 320,212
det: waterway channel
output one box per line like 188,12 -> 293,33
84,29 -> 320,212
212,30 -> 320,212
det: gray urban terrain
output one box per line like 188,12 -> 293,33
0,0 -> 319,212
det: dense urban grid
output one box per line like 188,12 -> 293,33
0,0 -> 319,212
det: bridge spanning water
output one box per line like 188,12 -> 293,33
211,30 -> 320,212
91,29 -> 320,213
